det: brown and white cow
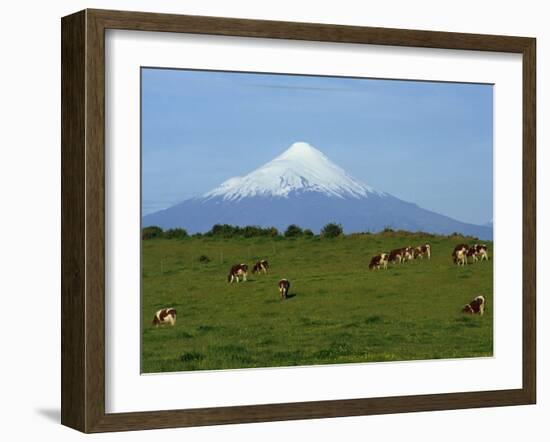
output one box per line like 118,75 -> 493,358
474,244 -> 489,261
278,279 -> 290,300
466,246 -> 479,263
228,263 -> 248,283
388,248 -> 404,264
453,249 -> 468,266
369,253 -> 389,270
401,246 -> 414,262
152,307 -> 177,327
252,259 -> 269,274
453,243 -> 469,254
452,244 -> 468,265
462,295 -> 486,315
416,243 -> 431,259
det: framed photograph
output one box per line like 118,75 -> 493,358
61,9 -> 536,433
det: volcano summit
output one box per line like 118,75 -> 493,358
143,142 -> 492,239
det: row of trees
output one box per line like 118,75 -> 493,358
142,226 -> 189,240
284,223 -> 343,238
142,223 -> 344,240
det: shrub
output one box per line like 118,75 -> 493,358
242,226 -> 258,238
208,224 -> 240,238
284,224 -> 303,238
242,225 -> 279,238
142,226 -> 163,240
382,226 -> 394,233
449,232 -> 466,238
164,227 -> 188,239
265,227 -> 280,237
206,224 -> 280,238
321,222 -> 343,238
303,228 -> 314,237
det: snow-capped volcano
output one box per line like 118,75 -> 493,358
204,142 -> 384,201
143,141 -> 493,239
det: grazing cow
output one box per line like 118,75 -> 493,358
419,244 -> 431,259
462,295 -> 486,315
252,259 -> 269,274
467,246 -> 479,263
152,308 -> 177,327
453,244 -> 469,254
278,279 -> 290,300
228,263 -> 248,283
388,248 -> 404,264
401,246 -> 414,262
453,248 -> 467,266
452,244 -> 468,265
414,245 -> 430,259
474,244 -> 489,261
369,253 -> 389,270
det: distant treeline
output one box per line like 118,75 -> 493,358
142,223 -> 344,240
142,223 -> 479,241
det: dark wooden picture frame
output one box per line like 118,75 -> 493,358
61,9 -> 536,433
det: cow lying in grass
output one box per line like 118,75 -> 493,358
369,253 -> 389,270
462,295 -> 486,315
228,263 -> 248,283
253,259 -> 269,274
278,279 -> 290,300
152,308 -> 177,327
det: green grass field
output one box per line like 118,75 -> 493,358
141,232 -> 493,373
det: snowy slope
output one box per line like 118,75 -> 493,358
143,141 -> 493,239
204,142 -> 385,201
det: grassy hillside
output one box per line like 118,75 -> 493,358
141,232 -> 493,373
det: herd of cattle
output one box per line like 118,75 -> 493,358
451,243 -> 489,266
366,242 -> 490,320
368,242 -> 490,270
152,243 -> 490,327
368,244 -> 431,270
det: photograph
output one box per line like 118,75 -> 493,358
140,67 -> 494,374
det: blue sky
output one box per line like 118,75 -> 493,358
142,68 -> 493,225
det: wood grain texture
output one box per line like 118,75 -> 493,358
522,38 -> 536,404
90,389 -> 531,433
61,10 -> 86,432
60,8 -> 537,433
89,8 -> 532,53
85,9 -> 107,432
